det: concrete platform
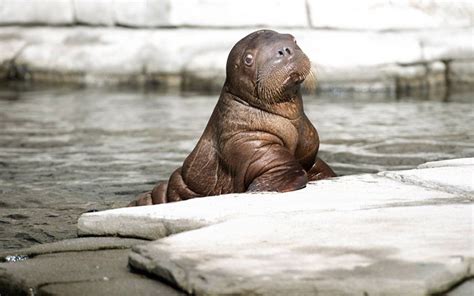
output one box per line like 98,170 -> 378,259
130,204 -> 472,295
1,26 -> 472,93
1,158 -> 473,295
0,238 -> 183,296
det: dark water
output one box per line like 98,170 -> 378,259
0,86 -> 473,250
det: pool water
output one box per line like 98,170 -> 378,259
0,86 -> 473,250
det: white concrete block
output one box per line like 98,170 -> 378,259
296,31 -> 422,68
145,29 -> 244,74
0,0 -> 74,25
0,38 -> 26,79
418,158 -> 474,169
419,29 -> 474,61
130,204 -> 473,295
17,30 -> 147,75
450,61 -> 474,85
381,166 -> 474,194
113,0 -> 169,27
164,0 -> 308,27
78,173 -> 459,240
0,39 -> 26,64
308,0 -> 474,30
73,0 -> 114,26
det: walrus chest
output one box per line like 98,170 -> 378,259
293,118 -> 319,169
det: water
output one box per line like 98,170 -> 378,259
0,86 -> 473,250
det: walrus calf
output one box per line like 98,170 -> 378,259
129,29 -> 336,206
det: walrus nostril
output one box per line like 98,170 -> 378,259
278,48 -> 292,57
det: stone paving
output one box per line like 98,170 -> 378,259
0,238 -> 183,296
0,158 -> 472,295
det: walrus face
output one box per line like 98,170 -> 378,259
225,30 -> 311,105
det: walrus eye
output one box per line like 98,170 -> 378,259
244,54 -> 254,66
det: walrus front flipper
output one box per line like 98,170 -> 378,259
307,157 -> 337,181
127,191 -> 153,207
248,166 -> 308,192
245,145 -> 308,193
151,182 -> 168,204
128,181 -> 168,207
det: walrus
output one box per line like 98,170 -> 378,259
129,29 -> 336,206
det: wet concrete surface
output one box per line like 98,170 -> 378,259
0,85 -> 473,250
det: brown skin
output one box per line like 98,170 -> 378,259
129,30 -> 336,206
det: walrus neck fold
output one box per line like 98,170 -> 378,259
224,90 -> 303,121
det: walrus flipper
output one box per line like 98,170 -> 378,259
128,181 -> 168,206
247,166 -> 307,192
307,157 -> 337,181
245,145 -> 308,192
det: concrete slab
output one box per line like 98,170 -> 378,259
167,0 -> 308,28
78,173 -> 460,240
0,237 -> 147,259
451,60 -> 474,86
447,279 -> 474,296
113,0 -> 168,27
307,0 -> 474,30
73,0 -> 114,26
418,158 -> 474,169
0,0 -> 74,25
129,204 -> 473,295
420,29 -> 474,61
380,166 -> 474,195
0,248 -> 183,296
2,27 -> 473,91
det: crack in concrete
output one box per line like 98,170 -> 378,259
378,171 -> 473,196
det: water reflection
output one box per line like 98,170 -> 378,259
0,86 -> 473,249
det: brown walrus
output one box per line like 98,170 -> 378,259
129,29 -> 336,206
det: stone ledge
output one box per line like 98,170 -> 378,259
1,27 -> 473,94
81,158 -> 473,294
78,158 -> 473,241
418,158 -> 474,169
1,0 -> 473,30
379,166 -> 474,195
129,204 -> 473,295
0,237 -> 147,260
0,247 -> 183,296
77,173 -> 461,240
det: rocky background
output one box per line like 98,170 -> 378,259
0,0 -> 473,96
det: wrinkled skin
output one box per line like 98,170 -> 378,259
129,30 -> 336,206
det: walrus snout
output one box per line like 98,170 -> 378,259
277,46 -> 293,57
286,72 -> 306,85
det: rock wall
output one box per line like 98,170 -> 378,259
0,0 -> 473,94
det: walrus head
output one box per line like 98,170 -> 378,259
224,30 -> 311,107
